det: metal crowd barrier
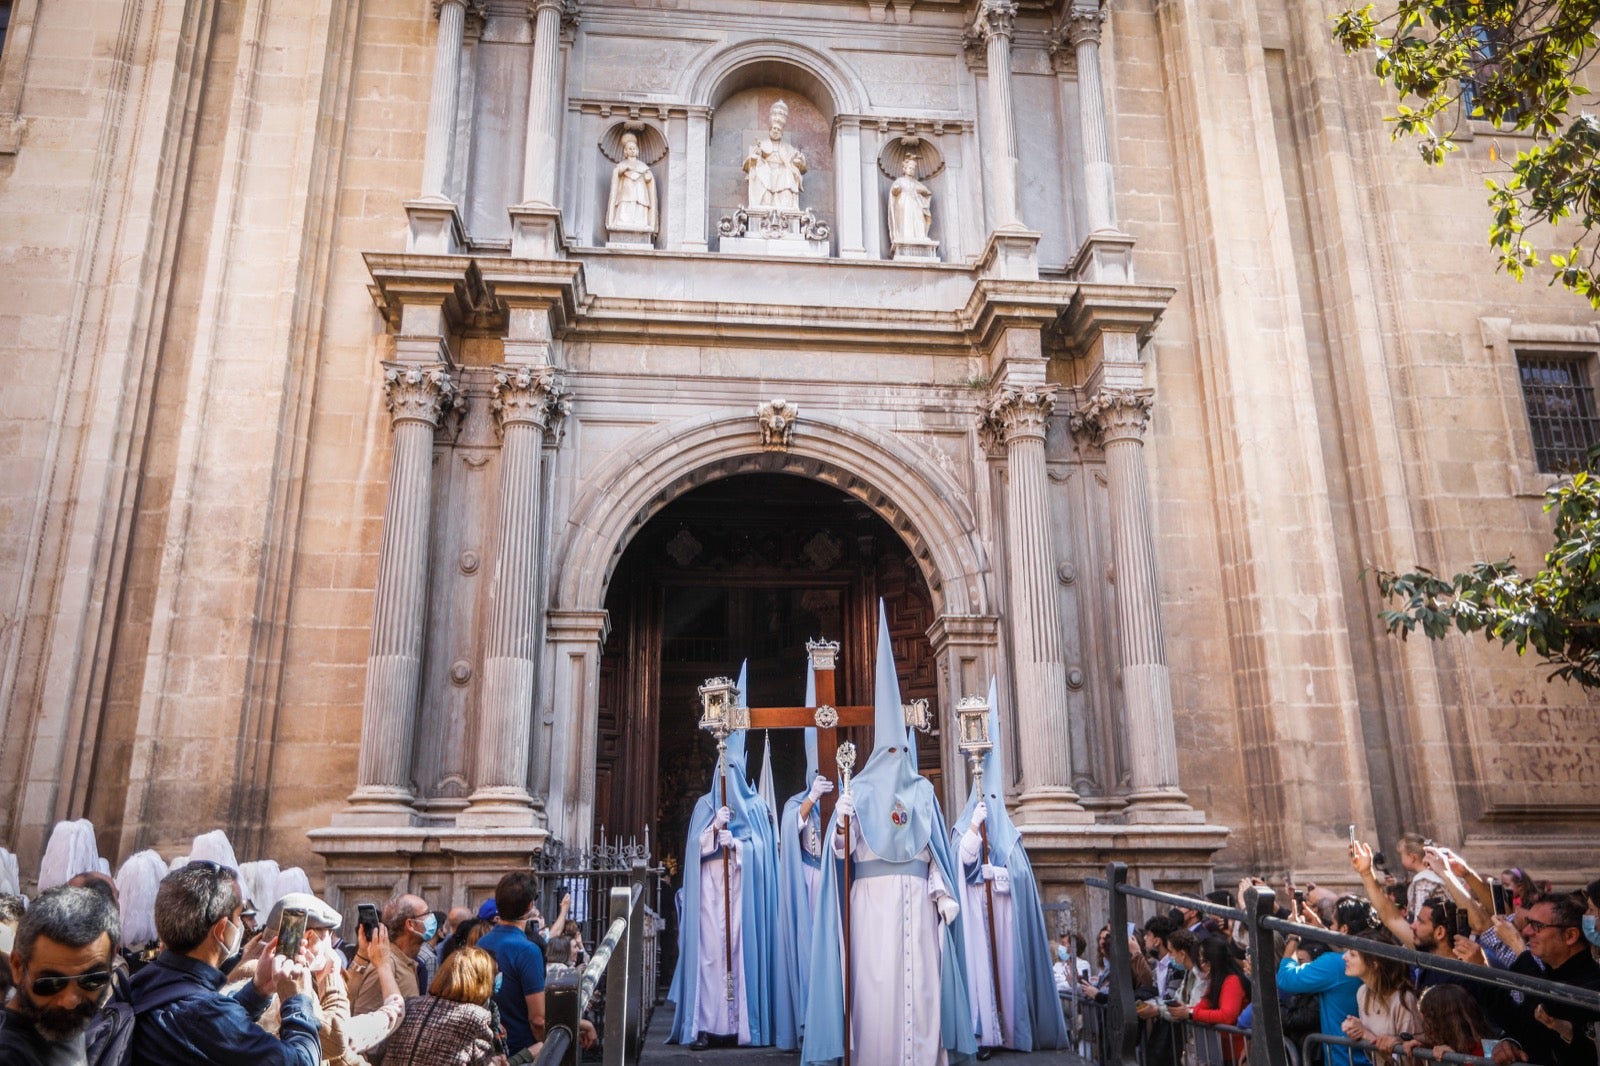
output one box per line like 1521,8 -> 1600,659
1302,1032 -> 1496,1066
1083,861 -> 1600,1066
535,870 -> 652,1066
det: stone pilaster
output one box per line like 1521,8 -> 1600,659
1069,388 -> 1195,817
340,363 -> 459,825
520,0 -> 575,207
461,365 -> 564,827
1057,2 -> 1136,281
420,1 -> 472,199
984,384 -> 1089,822
968,0 -> 1023,230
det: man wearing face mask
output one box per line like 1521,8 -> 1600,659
0,885 -> 122,1065
128,860 -> 318,1066
348,893 -> 432,1014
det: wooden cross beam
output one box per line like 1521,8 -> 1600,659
724,639 -> 929,825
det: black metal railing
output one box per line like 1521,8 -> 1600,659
534,870 -> 652,1066
1082,862 -> 1600,1066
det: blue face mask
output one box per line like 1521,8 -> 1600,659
1583,914 -> 1600,947
413,913 -> 438,942
1056,945 -> 1070,963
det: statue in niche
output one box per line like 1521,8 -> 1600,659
744,100 -> 807,212
888,153 -> 939,260
606,132 -> 657,239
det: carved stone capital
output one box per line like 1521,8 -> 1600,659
1068,388 -> 1154,447
1065,3 -> 1106,47
983,383 -> 1058,445
757,397 -> 799,451
528,0 -> 580,30
382,362 -> 460,427
491,364 -> 563,431
969,0 -> 1019,41
1047,26 -> 1078,74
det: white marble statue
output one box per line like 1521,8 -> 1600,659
744,100 -> 806,212
607,132 -> 657,237
888,154 -> 934,246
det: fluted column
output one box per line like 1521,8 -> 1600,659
1069,388 -> 1190,812
1068,5 -> 1116,233
521,0 -> 571,206
421,0 -> 469,199
461,366 -> 563,826
344,363 -> 458,823
970,0 -> 1022,230
985,385 -> 1085,819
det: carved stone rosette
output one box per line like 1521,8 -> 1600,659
1068,388 -> 1154,448
382,362 -> 460,427
757,397 -> 800,451
983,384 -> 1057,445
491,364 -> 563,431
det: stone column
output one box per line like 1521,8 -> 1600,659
343,363 -> 459,824
834,118 -> 866,258
1069,388 -> 1191,814
970,0 -> 1022,230
1068,5 -> 1116,234
421,0 -> 468,199
461,365 -> 562,827
684,107 -> 711,251
985,385 -> 1086,820
521,0 -> 570,207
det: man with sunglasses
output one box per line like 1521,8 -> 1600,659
127,860 -> 319,1066
1,885 -> 121,1065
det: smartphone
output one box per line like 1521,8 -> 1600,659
1491,884 -> 1509,916
1293,889 -> 1306,907
1349,824 -> 1357,846
357,903 -> 380,941
1454,906 -> 1472,939
277,907 -> 308,959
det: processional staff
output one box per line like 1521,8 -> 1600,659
836,739 -> 857,1066
956,693 -> 1006,1040
697,675 -> 748,1006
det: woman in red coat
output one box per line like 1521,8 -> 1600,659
1190,936 -> 1252,1064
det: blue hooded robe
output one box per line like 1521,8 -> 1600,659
775,663 -> 822,1050
800,603 -> 975,1066
952,676 -> 1072,1051
667,662 -> 780,1046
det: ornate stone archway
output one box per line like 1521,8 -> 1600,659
539,411 -> 999,841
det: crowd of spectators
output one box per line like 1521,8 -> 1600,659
1066,834 -> 1600,1066
0,852 -> 597,1066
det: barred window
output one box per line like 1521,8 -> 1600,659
1517,353 -> 1600,473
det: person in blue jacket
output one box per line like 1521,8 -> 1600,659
1277,896 -> 1379,1066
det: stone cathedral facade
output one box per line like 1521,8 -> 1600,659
2,0 -> 1597,913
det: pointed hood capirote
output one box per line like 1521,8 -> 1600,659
844,602 -> 939,863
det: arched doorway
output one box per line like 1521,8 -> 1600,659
592,473 -> 940,866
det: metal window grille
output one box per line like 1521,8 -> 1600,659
1517,353 -> 1600,473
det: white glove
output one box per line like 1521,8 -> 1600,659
713,805 -> 731,829
718,829 -> 734,849
981,863 -> 999,882
835,793 -> 855,819
807,776 -> 834,801
984,865 -> 1012,895
936,895 -> 959,926
970,801 -> 988,833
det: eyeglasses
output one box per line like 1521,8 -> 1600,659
29,970 -> 113,997
1523,919 -> 1578,934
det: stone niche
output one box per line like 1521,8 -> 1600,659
878,134 -> 946,262
595,119 -> 669,249
708,85 -> 835,255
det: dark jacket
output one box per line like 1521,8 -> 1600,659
127,950 -> 320,1066
1477,948 -> 1600,1066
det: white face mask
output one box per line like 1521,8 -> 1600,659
218,917 -> 244,959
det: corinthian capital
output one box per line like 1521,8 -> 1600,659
528,0 -> 580,28
1068,388 -> 1154,447
1065,3 -> 1106,46
383,362 -> 460,427
984,383 -> 1058,445
491,364 -> 563,430
968,0 -> 1019,43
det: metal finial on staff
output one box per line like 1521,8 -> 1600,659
835,740 -> 858,1066
955,693 -> 1005,1042
698,676 -> 741,1006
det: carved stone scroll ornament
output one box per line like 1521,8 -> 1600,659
1067,388 -> 1154,448
982,383 -> 1058,445
382,362 -> 461,427
757,397 -> 800,450
719,206 -> 830,242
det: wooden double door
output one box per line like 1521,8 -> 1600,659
592,474 -> 940,869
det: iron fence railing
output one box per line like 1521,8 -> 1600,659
1082,862 -> 1600,1066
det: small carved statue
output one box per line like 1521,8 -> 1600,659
757,397 -> 799,450
744,100 -> 807,212
888,154 -> 934,246
607,132 -> 657,237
